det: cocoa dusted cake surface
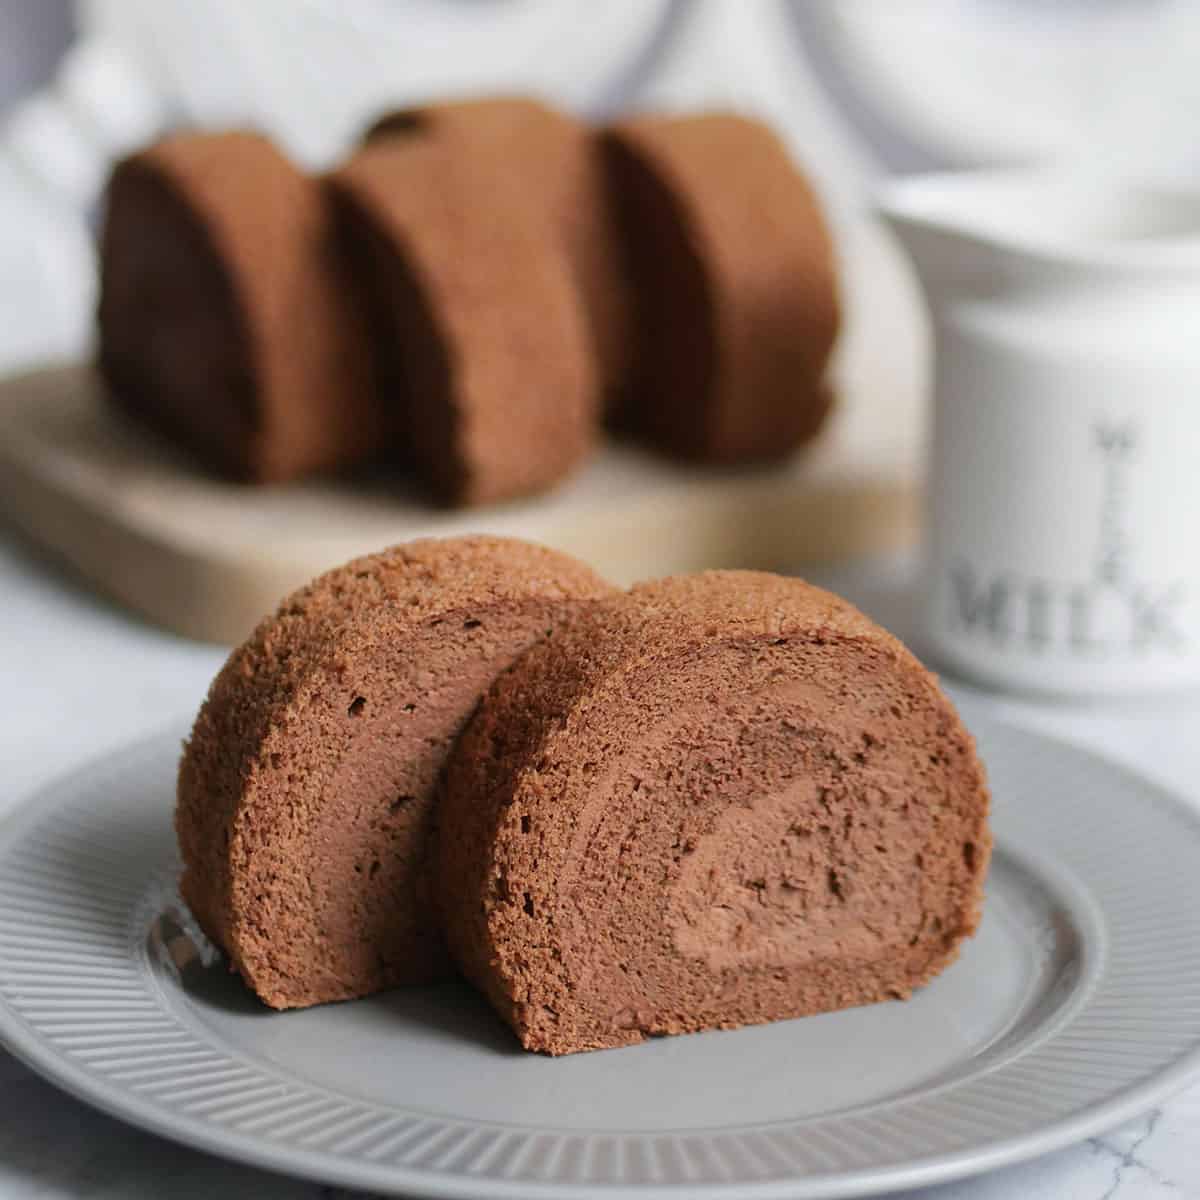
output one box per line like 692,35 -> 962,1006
438,570 -> 991,1054
602,113 -> 840,463
328,137 -> 598,506
364,95 -> 629,401
176,535 -> 615,1010
98,131 -> 382,483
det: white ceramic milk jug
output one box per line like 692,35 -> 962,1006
879,170 -> 1200,698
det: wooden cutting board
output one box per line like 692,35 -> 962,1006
0,363 -> 924,644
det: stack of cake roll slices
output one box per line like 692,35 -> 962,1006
177,535 -> 991,1056
98,97 -> 840,506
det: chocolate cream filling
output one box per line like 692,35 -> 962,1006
223,603 -> 565,1008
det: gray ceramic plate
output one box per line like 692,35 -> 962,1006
1,706 -> 1199,1199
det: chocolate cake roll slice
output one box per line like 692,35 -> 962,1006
439,571 -> 991,1054
364,96 -> 629,402
328,138 -> 597,506
176,536 -> 614,1010
602,113 -> 840,463
98,131 -> 381,483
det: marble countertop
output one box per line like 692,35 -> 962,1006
1,533 -> 1198,1200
